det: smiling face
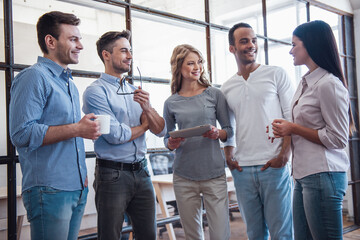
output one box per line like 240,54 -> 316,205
105,38 -> 133,75
53,24 -> 83,68
289,35 -> 311,67
180,52 -> 203,82
230,27 -> 258,65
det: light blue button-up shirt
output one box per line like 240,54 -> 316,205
9,56 -> 86,192
83,73 -> 165,163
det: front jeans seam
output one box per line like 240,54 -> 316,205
40,188 -> 45,240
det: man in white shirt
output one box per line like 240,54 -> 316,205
221,22 -> 294,240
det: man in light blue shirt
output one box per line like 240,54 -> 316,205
82,31 -> 165,240
9,11 -> 100,240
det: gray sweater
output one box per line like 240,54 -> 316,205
163,87 -> 233,181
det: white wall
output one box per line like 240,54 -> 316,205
315,0 -> 353,14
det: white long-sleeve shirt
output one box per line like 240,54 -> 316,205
221,65 -> 295,166
291,67 -> 350,179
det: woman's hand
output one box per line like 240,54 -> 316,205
272,119 -> 294,137
167,137 -> 185,150
202,125 -> 220,140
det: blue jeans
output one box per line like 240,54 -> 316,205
22,186 -> 88,240
231,165 -> 293,240
94,165 -> 156,240
294,172 -> 347,240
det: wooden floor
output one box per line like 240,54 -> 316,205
79,211 -> 360,239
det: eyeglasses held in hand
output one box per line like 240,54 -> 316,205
116,67 -> 142,95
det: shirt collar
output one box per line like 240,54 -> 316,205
37,56 -> 72,78
302,67 -> 327,87
100,72 -> 128,85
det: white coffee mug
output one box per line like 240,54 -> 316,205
96,115 -> 110,134
268,120 -> 275,138
268,118 -> 283,138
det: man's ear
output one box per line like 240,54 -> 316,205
229,45 -> 235,54
102,50 -> 110,61
44,34 -> 56,52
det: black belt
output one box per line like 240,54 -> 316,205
96,158 -> 146,171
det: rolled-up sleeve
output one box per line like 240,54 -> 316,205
222,107 -> 236,147
162,100 -> 175,149
215,89 -> 233,141
9,69 -> 49,150
82,85 -> 132,144
317,80 -> 349,149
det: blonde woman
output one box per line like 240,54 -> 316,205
163,44 -> 233,240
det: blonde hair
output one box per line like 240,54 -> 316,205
170,44 -> 210,94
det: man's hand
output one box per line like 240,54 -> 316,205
133,87 -> 151,111
84,176 -> 88,188
76,113 -> 101,140
261,153 -> 288,171
226,158 -> 243,171
167,137 -> 185,150
224,146 -> 242,171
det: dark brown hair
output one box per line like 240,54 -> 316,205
37,11 -> 80,54
96,30 -> 131,63
293,20 -> 355,134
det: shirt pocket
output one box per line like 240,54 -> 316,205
204,103 -> 216,122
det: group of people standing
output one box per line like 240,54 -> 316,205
9,10 -> 353,240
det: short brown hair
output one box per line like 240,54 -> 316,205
36,11 -> 80,54
96,31 -> 131,63
170,44 -> 210,94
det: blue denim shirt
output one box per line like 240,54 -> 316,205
9,56 -> 86,192
82,73 -> 165,163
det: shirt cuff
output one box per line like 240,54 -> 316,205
318,128 -> 341,149
223,135 -> 236,147
28,124 -> 49,151
121,124 -> 133,143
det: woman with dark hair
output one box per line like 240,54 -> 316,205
163,44 -> 233,240
272,20 -> 354,239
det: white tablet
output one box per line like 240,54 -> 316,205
169,124 -> 212,138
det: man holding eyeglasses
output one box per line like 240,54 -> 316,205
82,30 -> 165,240
9,11 -> 101,240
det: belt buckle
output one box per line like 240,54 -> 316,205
131,162 -> 139,171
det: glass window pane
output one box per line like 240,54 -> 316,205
268,41 -> 297,88
132,0 -> 204,21
0,71 -> 6,156
210,29 -> 237,84
267,0 -> 307,40
209,0 -> 263,35
142,82 -> 171,149
13,0 -> 126,72
310,6 -> 341,49
73,76 -> 98,152
132,11 -> 207,80
0,0 -> 4,62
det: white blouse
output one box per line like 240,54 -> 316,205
291,67 -> 350,179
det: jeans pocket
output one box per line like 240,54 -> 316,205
143,166 -> 151,177
22,189 -> 33,221
328,172 -> 347,197
97,167 -> 121,183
